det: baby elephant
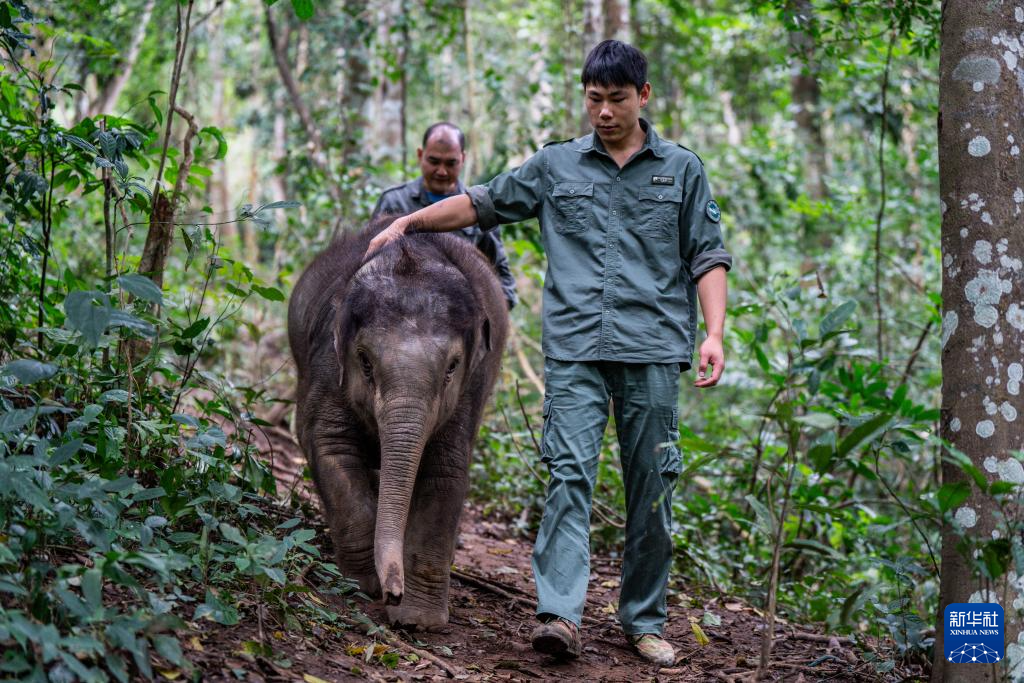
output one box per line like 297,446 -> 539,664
288,220 -> 509,627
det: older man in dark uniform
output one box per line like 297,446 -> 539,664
372,122 -> 519,309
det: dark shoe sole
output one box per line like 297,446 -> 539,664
532,627 -> 581,659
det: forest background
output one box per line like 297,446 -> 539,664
0,0 -> 977,680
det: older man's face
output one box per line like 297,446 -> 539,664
417,131 -> 464,195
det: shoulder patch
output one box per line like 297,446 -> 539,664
543,137 -> 574,148
674,142 -> 705,166
706,199 -> 721,223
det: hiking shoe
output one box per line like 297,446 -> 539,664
531,616 -> 582,659
629,633 -> 676,666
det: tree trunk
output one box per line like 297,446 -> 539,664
372,0 -> 403,167
461,0 -> 480,179
601,0 -> 629,42
87,0 -> 157,118
582,0 -> 602,54
207,6 -> 235,251
339,0 -> 372,167
934,2 -> 1024,681
784,0 -> 827,203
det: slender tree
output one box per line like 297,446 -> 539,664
934,1 -> 1024,681
783,0 -> 827,202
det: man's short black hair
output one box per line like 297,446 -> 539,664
422,122 -> 466,151
581,40 -> 647,92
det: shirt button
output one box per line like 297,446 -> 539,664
657,193 -> 664,199
569,189 -> 575,194
616,176 -> 621,182
612,210 -> 617,215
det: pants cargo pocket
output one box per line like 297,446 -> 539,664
659,407 -> 682,477
540,396 -> 554,464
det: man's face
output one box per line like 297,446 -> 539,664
417,132 -> 464,195
584,81 -> 651,147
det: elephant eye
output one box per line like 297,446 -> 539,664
357,351 -> 374,381
444,358 -> 460,382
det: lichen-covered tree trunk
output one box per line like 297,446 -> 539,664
934,2 -> 1024,681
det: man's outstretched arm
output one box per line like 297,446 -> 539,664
367,194 -> 478,255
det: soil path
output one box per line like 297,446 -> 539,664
187,411 -> 884,683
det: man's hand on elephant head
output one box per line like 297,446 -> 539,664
367,218 -> 410,256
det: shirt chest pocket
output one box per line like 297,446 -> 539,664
637,186 -> 682,238
551,182 -> 594,235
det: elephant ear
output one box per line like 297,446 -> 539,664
470,316 -> 492,371
481,317 -> 492,352
333,330 -> 345,387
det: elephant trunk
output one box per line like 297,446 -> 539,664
374,399 -> 430,605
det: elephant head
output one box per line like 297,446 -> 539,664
332,241 -> 492,604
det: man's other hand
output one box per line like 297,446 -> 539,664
694,335 -> 724,388
366,218 -> 409,256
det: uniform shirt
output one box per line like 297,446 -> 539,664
372,177 -> 519,309
466,119 -> 732,369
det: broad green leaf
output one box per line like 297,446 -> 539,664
179,318 -> 208,339
982,539 -> 1012,579
1,359 -> 57,384
102,477 -> 137,492
837,413 -> 893,458
785,538 -> 842,559
937,481 -> 971,512
793,412 -> 838,430
219,523 -> 247,545
63,134 -> 98,155
290,529 -> 316,544
99,389 -> 130,403
990,481 -> 1018,496
807,431 -> 837,473
263,566 -> 286,584
132,486 -> 167,502
118,273 -> 163,304
744,494 -> 775,536
819,300 -> 856,338
50,438 -> 83,466
0,408 -> 35,435
64,290 -> 111,346
256,200 -> 301,212
82,569 -> 102,612
152,635 -> 184,666
252,284 -> 285,302
108,310 -> 156,337
290,0 -> 314,20
701,611 -> 721,626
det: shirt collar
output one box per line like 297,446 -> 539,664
577,118 -> 664,159
410,177 -> 465,203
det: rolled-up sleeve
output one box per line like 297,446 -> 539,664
467,151 -> 546,231
680,160 -> 732,280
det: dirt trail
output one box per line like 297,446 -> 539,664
186,409 -> 888,683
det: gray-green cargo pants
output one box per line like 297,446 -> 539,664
532,358 -> 682,635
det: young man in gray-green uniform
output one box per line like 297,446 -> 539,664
367,40 -> 731,667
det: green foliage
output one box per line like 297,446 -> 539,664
2,0 -> 951,676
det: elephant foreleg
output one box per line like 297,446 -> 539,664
309,428 -> 380,597
386,439 -> 470,629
